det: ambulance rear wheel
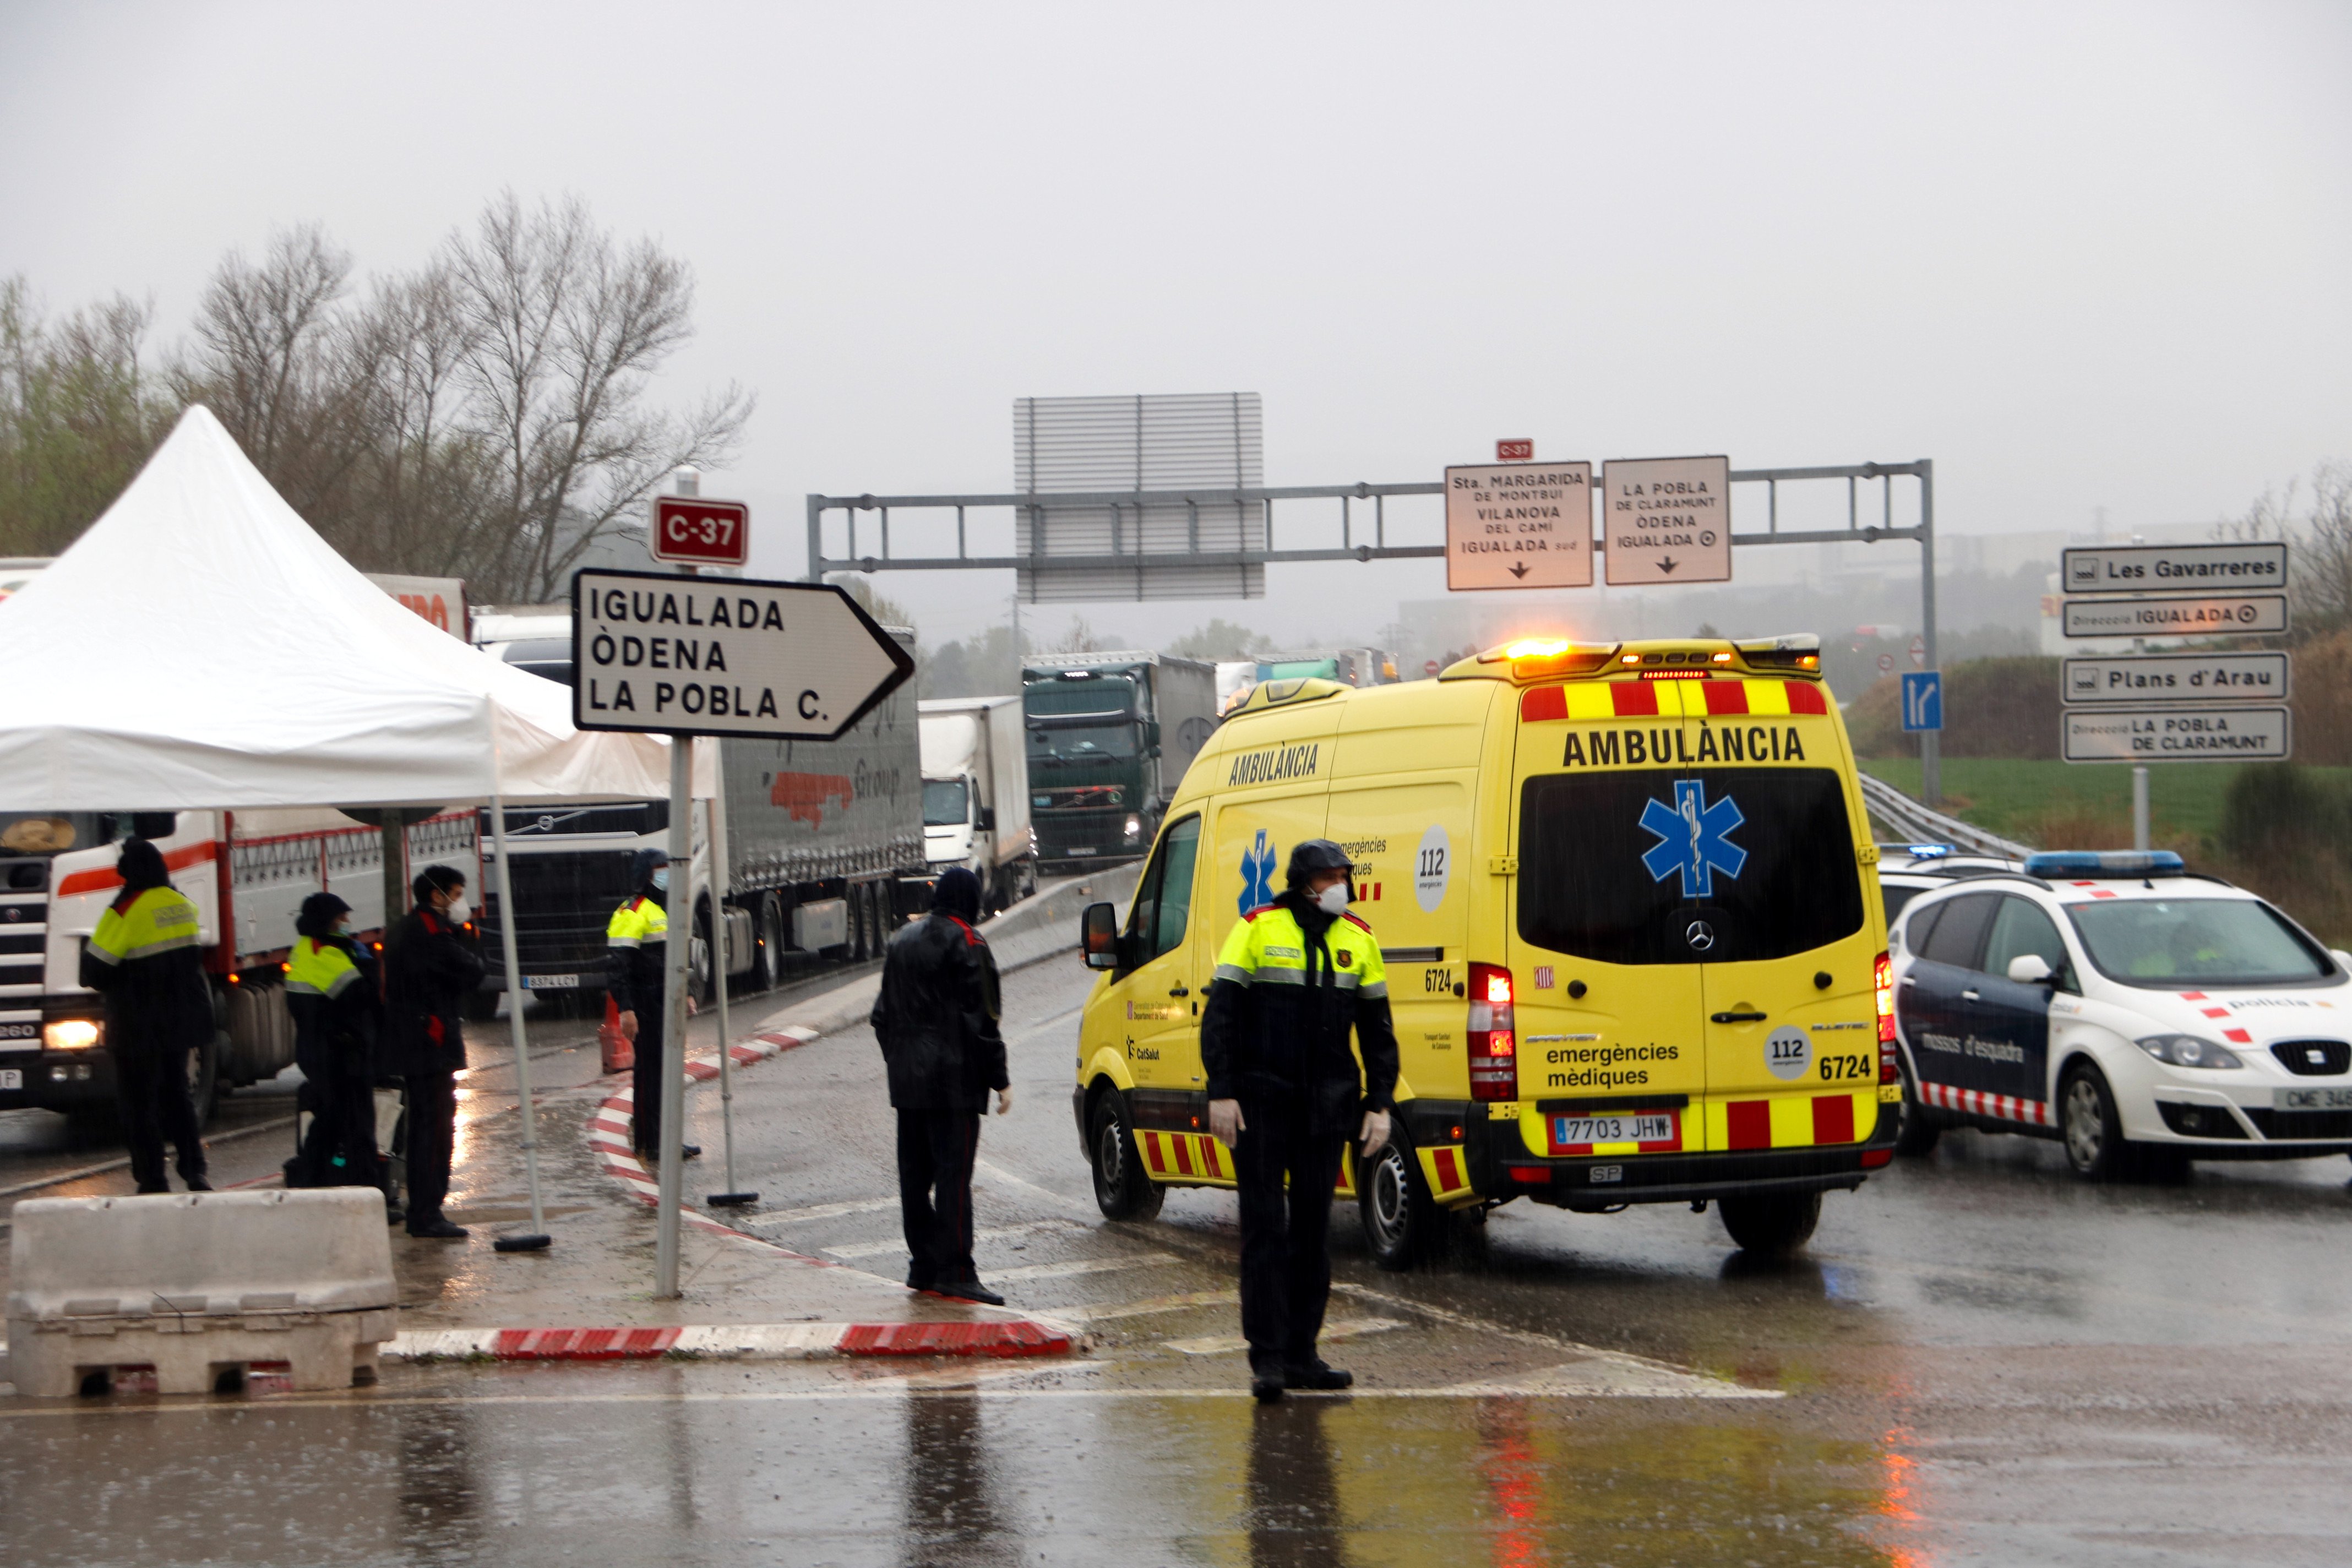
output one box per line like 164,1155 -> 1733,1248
1359,1137 -> 1439,1271
1717,1190 -> 1822,1257
1088,1094 -> 1162,1221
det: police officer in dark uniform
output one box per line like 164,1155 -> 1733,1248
382,864 -> 483,1239
80,837 -> 214,1194
1201,839 -> 1400,1402
284,892 -> 387,1202
870,867 -> 1011,1304
606,847 -> 699,1161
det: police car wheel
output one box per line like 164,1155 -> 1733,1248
1088,1094 -> 1163,1221
1893,1058 -> 1940,1157
1717,1190 -> 1822,1256
2060,1063 -> 2126,1180
1359,1139 -> 1438,1271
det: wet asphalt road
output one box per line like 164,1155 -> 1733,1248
9,954 -> 2352,1564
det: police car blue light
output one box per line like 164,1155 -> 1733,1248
2021,850 -> 2186,879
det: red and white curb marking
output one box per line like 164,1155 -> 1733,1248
1920,1081 -> 2051,1126
385,1319 -> 1070,1362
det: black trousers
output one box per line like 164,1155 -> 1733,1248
293,1051 -> 379,1188
896,1108 -> 981,1289
404,1070 -> 458,1228
630,1006 -> 668,1152
1234,1092 -> 1346,1371
114,1039 -> 205,1193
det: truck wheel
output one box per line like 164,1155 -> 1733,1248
1893,1058 -> 1941,1156
756,896 -> 785,991
1087,1093 -> 1163,1221
691,900 -> 716,1004
189,1032 -> 221,1128
1358,1135 -> 1440,1271
1717,1190 -> 1822,1256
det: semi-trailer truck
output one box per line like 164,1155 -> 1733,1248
914,697 -> 1037,914
1020,651 -> 1217,868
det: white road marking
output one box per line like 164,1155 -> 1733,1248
1047,1289 -> 1241,1324
986,1253 -> 1181,1283
972,1158 -> 1099,1217
741,1196 -> 903,1227
824,1218 -> 1078,1260
1163,1317 -> 1406,1357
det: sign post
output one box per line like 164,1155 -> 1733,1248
572,566 -> 914,1297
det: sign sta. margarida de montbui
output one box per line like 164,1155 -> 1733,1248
569,568 -> 913,741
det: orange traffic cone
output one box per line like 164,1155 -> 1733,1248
601,993 -> 635,1074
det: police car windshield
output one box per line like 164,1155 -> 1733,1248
1518,768 -> 1864,964
2066,897 -> 2335,988
922,779 -> 970,826
1027,724 -> 1137,760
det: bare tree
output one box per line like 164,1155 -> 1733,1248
2218,463 -> 2352,635
446,193 -> 751,601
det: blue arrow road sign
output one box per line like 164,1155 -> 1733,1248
1902,671 -> 1943,733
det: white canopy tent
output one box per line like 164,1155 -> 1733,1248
0,405 -> 712,1247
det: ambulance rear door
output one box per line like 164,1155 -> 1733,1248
1684,678 -> 1882,1155
1508,679 -> 1711,1161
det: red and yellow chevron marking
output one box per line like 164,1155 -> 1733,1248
1136,1128 -> 1359,1195
1420,1144 -> 1472,1199
1519,678 -> 1829,723
1705,1090 -> 1881,1151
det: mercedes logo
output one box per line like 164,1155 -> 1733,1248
1,907 -> 18,921
1685,920 -> 1716,952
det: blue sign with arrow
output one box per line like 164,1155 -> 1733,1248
1902,671 -> 1943,733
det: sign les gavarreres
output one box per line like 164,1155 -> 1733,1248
570,568 -> 914,740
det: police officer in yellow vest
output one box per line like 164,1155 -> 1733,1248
1201,839 -> 1399,1402
608,847 -> 699,1159
80,838 -> 214,1194
285,892 -> 386,1200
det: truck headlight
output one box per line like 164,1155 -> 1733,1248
45,1019 -> 100,1051
1124,815 -> 1142,839
2137,1034 -> 2242,1069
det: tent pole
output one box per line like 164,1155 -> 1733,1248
705,740 -> 756,1207
489,774 -> 550,1253
655,732 -> 693,1297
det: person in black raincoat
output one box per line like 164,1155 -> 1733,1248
381,864 -> 483,1239
79,837 -> 214,1194
870,867 -> 1011,1303
283,891 -> 387,1201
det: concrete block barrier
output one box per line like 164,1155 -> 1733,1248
7,1189 -> 396,1397
979,862 -> 1144,973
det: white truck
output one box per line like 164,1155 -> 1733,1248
915,698 -> 1037,914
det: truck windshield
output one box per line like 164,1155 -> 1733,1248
1517,768 -> 1864,964
499,639 -> 575,686
923,779 -> 970,826
0,813 -> 116,856
2066,897 -> 2335,988
1028,725 -> 1137,761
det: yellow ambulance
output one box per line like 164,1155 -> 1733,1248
1071,633 -> 1898,1265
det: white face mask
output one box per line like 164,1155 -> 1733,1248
442,896 -> 471,925
1315,881 -> 1351,916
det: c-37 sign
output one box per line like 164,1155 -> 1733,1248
570,568 -> 913,740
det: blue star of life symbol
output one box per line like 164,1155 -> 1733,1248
1239,830 -> 1277,914
1638,781 -> 1748,900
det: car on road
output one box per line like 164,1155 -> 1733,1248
1074,633 -> 1902,1266
1888,849 -> 2352,1176
1876,844 -> 2025,928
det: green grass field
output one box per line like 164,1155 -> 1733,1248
1858,757 -> 2352,850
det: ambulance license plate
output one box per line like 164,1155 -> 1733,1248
1553,1111 -> 1675,1147
0,1069 -> 20,1090
2275,1086 -> 2352,1110
524,974 -> 580,990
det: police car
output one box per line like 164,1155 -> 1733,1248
1889,850 -> 2352,1177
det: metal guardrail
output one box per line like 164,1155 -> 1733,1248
1858,773 -> 2034,861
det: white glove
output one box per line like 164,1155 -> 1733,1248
1358,1108 -> 1392,1158
996,1087 -> 1014,1116
1208,1098 -> 1246,1147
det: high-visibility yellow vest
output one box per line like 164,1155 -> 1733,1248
286,935 -> 362,999
608,895 -> 668,948
1213,903 -> 1388,997
88,886 -> 202,967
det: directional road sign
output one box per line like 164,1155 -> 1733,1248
1602,456 -> 1732,586
1444,461 -> 1594,590
2062,652 -> 2290,705
651,497 -> 752,568
2060,592 -> 2288,639
1496,439 -> 1533,462
570,568 -> 913,740
2062,706 -> 2291,763
2061,541 -> 2286,595
1901,671 -> 1942,733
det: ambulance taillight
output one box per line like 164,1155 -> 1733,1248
1875,951 -> 1897,1082
1468,963 -> 1517,1101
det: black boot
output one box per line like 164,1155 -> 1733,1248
1283,1358 -> 1353,1391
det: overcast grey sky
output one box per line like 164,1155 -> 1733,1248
3,1 -> 2346,650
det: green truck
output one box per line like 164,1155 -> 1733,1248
1021,651 -> 1218,868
